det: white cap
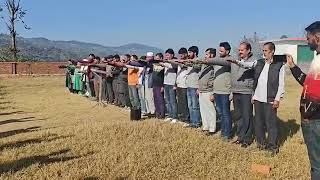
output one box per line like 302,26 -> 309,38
146,52 -> 154,57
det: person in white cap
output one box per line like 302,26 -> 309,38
142,52 -> 156,116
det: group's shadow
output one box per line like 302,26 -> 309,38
0,126 -> 41,139
0,111 -> 25,116
0,149 -> 85,174
278,119 -> 300,146
0,116 -> 47,126
0,134 -> 74,151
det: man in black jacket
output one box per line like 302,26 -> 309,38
287,21 -> 320,180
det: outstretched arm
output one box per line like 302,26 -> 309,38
205,57 -> 234,66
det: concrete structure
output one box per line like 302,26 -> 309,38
260,38 -> 316,64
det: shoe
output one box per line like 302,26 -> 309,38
266,145 -> 279,156
222,136 -> 231,142
240,142 -> 250,148
164,118 -> 172,122
257,143 -> 267,151
171,119 -> 178,123
232,139 -> 243,145
185,124 -> 199,129
206,132 -> 217,136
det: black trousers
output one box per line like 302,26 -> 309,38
105,78 -> 114,103
177,87 -> 189,121
112,78 -> 119,104
233,93 -> 253,143
254,101 -> 278,147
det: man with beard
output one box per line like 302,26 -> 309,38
198,48 -> 217,135
176,48 -> 190,122
161,49 -> 178,123
185,46 -> 202,128
204,42 -> 256,146
287,21 -> 320,180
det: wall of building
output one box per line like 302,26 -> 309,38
0,62 -> 67,75
274,44 -> 298,63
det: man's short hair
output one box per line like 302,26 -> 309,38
155,53 -> 164,59
125,54 -> 131,59
165,48 -> 175,56
264,42 -> 276,52
188,46 -> 199,56
240,42 -> 252,51
205,48 -> 216,57
113,54 -> 120,59
106,55 -> 113,59
89,54 -> 95,58
219,42 -> 231,51
305,21 -> 320,34
178,47 -> 188,54
131,55 -> 138,60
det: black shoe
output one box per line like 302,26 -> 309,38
206,132 -> 217,136
257,143 -> 267,151
266,145 -> 279,156
186,124 -> 199,129
240,142 -> 251,148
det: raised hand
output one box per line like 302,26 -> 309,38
286,55 -> 295,68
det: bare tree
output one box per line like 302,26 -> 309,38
2,0 -> 30,61
242,32 -> 264,58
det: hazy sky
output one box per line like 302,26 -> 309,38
0,0 -> 319,53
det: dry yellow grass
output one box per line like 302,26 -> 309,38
0,76 -> 311,179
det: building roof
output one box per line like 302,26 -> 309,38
260,38 -> 307,45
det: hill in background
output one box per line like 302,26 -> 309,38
0,34 -> 163,61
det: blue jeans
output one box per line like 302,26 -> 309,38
187,88 -> 201,126
164,85 -> 178,119
302,119 -> 320,180
215,94 -> 232,138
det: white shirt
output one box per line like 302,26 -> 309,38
253,62 -> 285,103
176,66 -> 190,88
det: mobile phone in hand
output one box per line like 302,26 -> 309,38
273,55 -> 287,63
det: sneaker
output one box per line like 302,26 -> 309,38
171,119 -> 178,123
164,118 -> 172,122
232,139 -> 243,145
222,136 -> 231,142
185,124 -> 199,129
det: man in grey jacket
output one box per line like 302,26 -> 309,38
185,46 -> 202,128
203,42 -> 233,141
198,48 -> 217,135
203,42 -> 256,146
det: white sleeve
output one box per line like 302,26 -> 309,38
275,65 -> 285,101
238,60 -> 257,69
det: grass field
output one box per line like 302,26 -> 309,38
0,76 -> 311,179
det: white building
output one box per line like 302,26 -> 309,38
260,38 -> 316,64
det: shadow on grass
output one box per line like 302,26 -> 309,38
0,117 -> 47,126
278,118 -> 300,146
0,126 -> 41,139
0,149 -> 83,174
0,135 -> 74,151
0,111 -> 25,116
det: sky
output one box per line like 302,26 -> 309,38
0,0 -> 319,53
